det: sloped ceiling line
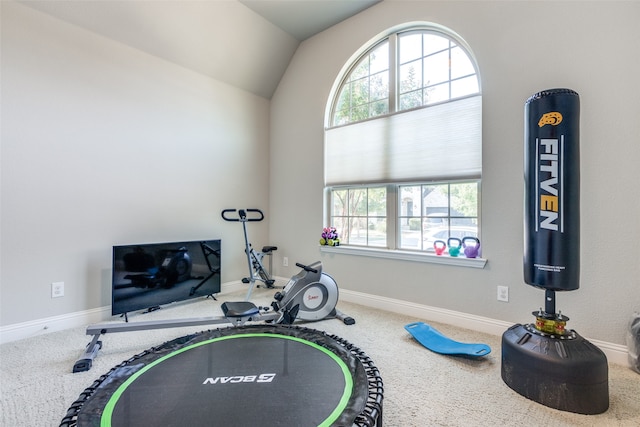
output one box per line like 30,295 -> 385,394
19,0 -> 381,99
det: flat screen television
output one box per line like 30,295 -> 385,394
111,239 -> 221,316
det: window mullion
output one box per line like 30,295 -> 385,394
388,34 -> 397,113
448,41 -> 453,99
387,184 -> 397,250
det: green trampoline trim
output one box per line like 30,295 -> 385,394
100,333 -> 354,427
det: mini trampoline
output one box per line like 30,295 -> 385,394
61,325 -> 383,427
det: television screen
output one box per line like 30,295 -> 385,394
111,239 -> 221,316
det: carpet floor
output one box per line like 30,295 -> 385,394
1,284 -> 639,426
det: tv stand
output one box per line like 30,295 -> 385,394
119,305 -> 165,323
188,242 -> 221,296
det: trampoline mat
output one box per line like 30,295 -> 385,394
61,325 -> 383,427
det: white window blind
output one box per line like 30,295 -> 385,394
325,95 -> 481,186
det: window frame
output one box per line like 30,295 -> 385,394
323,23 -> 485,268
329,186 -> 389,248
327,25 -> 481,128
323,181 -> 485,268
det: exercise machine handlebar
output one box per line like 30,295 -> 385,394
221,208 -> 264,222
295,262 -> 318,274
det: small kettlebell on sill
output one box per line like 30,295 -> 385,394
433,240 -> 447,256
462,236 -> 481,258
447,237 -> 462,257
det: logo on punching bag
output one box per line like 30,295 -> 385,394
536,133 -> 564,232
538,111 -> 563,127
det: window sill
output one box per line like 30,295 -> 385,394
319,245 -> 487,269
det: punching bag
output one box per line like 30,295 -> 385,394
503,89 -> 608,416
524,88 -> 580,291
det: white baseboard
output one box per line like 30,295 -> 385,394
0,306 -> 112,345
338,289 -> 630,367
1,284 -> 630,367
0,281 -> 245,345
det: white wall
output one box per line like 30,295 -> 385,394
0,3 -> 271,325
2,1 -> 639,348
269,0 -> 640,345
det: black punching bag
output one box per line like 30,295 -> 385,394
524,88 -> 580,291
503,89 -> 608,416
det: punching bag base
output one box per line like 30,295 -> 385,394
501,323 -> 609,415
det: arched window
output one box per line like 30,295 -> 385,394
324,23 -> 482,255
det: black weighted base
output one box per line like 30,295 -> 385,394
501,323 -> 609,415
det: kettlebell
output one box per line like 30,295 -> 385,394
447,237 -> 462,257
462,236 -> 480,258
433,240 -> 447,255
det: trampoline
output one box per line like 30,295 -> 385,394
60,325 -> 383,427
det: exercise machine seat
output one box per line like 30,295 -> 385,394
221,301 -> 260,318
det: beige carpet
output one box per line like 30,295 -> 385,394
1,284 -> 639,426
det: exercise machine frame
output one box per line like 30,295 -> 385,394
73,261 -> 353,373
222,208 -> 279,300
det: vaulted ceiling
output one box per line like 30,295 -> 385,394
18,0 -> 381,99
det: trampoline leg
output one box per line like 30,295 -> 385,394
73,333 -> 102,373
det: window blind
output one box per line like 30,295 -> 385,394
325,95 -> 481,186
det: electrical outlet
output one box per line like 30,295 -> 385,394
283,257 -> 288,267
497,285 -> 509,302
51,282 -> 65,298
